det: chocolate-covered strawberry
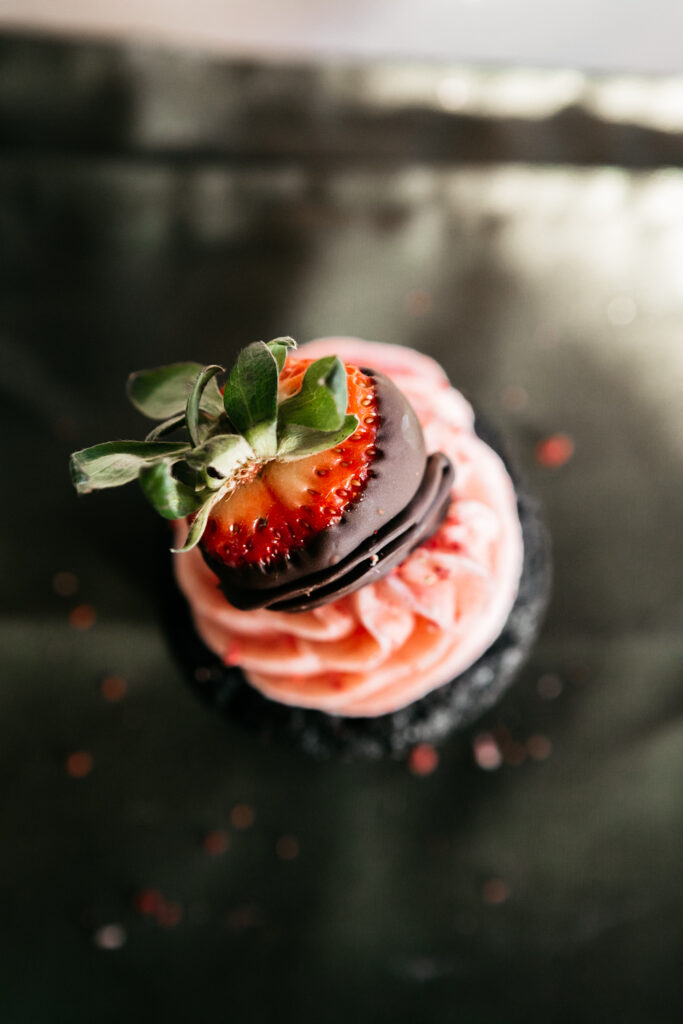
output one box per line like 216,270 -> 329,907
70,338 -> 454,612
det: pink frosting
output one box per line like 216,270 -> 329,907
173,339 -> 524,717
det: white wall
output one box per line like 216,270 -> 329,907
0,0 -> 682,74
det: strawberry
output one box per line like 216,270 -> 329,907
69,336 -> 445,611
201,358 -> 378,568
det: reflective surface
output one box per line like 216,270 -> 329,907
1,35 -> 681,1024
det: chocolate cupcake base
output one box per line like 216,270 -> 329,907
164,420 -> 551,759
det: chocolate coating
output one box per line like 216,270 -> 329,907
200,369 -> 453,612
268,453 -> 453,611
168,414 -> 551,759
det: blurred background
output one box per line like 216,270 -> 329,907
2,0 -> 683,70
0,3 -> 682,1023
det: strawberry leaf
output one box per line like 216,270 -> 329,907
277,356 -> 348,432
223,341 -> 279,458
276,414 -> 359,461
139,461 -> 204,519
186,364 -> 224,446
70,441 -> 190,494
171,489 -> 225,553
171,460 -> 207,492
127,362 -> 224,420
267,336 -> 297,373
186,434 -> 254,478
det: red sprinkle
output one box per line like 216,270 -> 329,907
482,878 -> 511,905
408,743 -> 439,776
502,741 -> 526,767
133,889 -> 164,916
203,829 -> 230,856
65,751 -> 93,778
537,673 -> 563,700
472,732 -> 503,771
101,675 -> 127,702
275,835 -> 300,860
69,604 -> 96,630
230,803 -> 255,829
156,901 -> 182,928
404,288 -> 433,316
500,384 -> 528,412
527,734 -> 553,760
92,924 -> 126,950
52,571 -> 79,597
535,433 -> 575,468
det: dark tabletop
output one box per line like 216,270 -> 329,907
0,33 -> 681,1024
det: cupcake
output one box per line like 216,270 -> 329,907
70,337 -> 550,758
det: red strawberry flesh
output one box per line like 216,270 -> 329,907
200,358 -> 379,568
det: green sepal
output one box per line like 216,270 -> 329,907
70,440 -> 190,494
277,414 -> 359,461
186,364 -> 224,446
70,336 -> 368,553
171,489 -> 225,553
139,461 -> 205,519
171,460 -> 208,492
267,336 -> 297,373
145,412 -> 187,441
277,356 -> 348,432
245,420 -> 277,459
185,434 -> 254,478
127,362 -> 224,420
223,341 -> 279,458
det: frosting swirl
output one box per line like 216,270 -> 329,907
173,339 -> 524,717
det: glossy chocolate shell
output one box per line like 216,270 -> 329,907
200,369 -> 453,611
